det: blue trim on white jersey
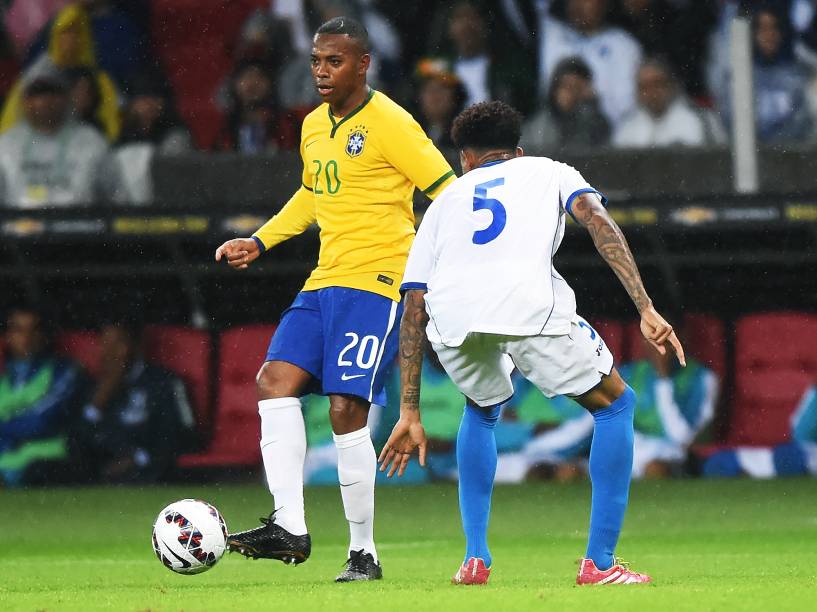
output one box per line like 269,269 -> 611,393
564,188 -> 608,223
400,282 -> 428,293
478,159 -> 510,169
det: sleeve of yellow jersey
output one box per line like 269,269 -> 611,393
379,109 -> 456,200
251,136 -> 317,252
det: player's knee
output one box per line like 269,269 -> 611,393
256,363 -> 290,400
328,396 -> 369,433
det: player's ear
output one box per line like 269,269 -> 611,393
459,150 -> 471,174
516,146 -> 524,157
359,53 -> 370,76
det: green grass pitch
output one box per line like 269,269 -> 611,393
2,478 -> 816,611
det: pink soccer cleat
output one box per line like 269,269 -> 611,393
576,558 -> 652,585
452,557 -> 491,585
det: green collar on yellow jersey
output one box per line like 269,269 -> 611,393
328,88 -> 375,138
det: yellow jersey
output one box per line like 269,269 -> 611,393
252,89 -> 455,302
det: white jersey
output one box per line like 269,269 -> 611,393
401,156 -> 605,348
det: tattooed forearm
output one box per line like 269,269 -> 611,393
399,289 -> 429,411
572,194 -> 652,313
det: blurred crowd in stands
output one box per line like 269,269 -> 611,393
3,1 -> 817,205
3,305 -> 816,487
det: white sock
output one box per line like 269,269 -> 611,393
259,397 -> 308,535
334,426 -> 378,562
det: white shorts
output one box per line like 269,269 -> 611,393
431,316 -> 614,407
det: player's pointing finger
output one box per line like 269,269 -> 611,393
668,331 -> 686,367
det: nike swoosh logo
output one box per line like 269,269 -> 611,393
341,373 -> 366,381
305,140 -> 319,149
167,547 -> 192,568
340,480 -> 361,488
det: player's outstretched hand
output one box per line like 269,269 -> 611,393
640,306 -> 686,367
214,238 -> 261,270
378,417 -> 427,478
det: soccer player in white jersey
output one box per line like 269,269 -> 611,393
379,101 -> 685,586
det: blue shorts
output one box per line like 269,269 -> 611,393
265,287 -> 402,405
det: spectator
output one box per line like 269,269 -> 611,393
22,0 -> 152,92
414,59 -> 467,149
615,0 -> 718,98
110,73 -> 191,205
216,59 -> 289,153
539,0 -> 643,126
520,56 -> 610,153
704,384 -> 817,478
424,0 -> 534,114
623,332 -> 718,478
229,7 -> 294,67
65,66 -> 104,133
76,317 -> 196,483
0,3 -> 120,141
0,68 -> 110,208
0,305 -> 83,487
614,57 -> 726,148
750,6 -> 814,143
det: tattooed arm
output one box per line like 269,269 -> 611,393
378,289 -> 429,477
399,289 -> 430,411
571,193 -> 686,365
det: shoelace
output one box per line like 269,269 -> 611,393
343,550 -> 368,570
614,557 -> 632,571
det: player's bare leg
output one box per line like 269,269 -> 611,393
329,394 -> 383,582
573,369 -> 651,584
226,361 -> 313,564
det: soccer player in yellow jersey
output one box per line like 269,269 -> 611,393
214,17 -> 455,582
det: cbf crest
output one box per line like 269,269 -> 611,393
345,124 -> 368,158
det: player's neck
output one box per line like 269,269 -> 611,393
475,150 -> 515,168
329,84 -> 370,118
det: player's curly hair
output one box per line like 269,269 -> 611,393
451,101 -> 522,151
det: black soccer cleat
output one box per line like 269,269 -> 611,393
226,514 -> 311,565
335,549 -> 383,582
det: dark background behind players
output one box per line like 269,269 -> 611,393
0,0 -> 815,488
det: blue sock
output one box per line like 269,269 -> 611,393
585,385 -> 635,571
456,403 -> 500,567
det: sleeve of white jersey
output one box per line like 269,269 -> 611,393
557,162 -> 608,223
400,206 -> 437,293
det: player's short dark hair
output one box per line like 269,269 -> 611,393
451,101 -> 523,152
315,16 -> 370,53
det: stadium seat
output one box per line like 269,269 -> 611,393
56,330 -> 101,376
682,313 -> 727,378
150,0 -> 269,148
178,324 -> 276,468
144,326 -> 213,440
729,312 -> 817,446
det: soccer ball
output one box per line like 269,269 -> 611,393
152,499 -> 228,575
